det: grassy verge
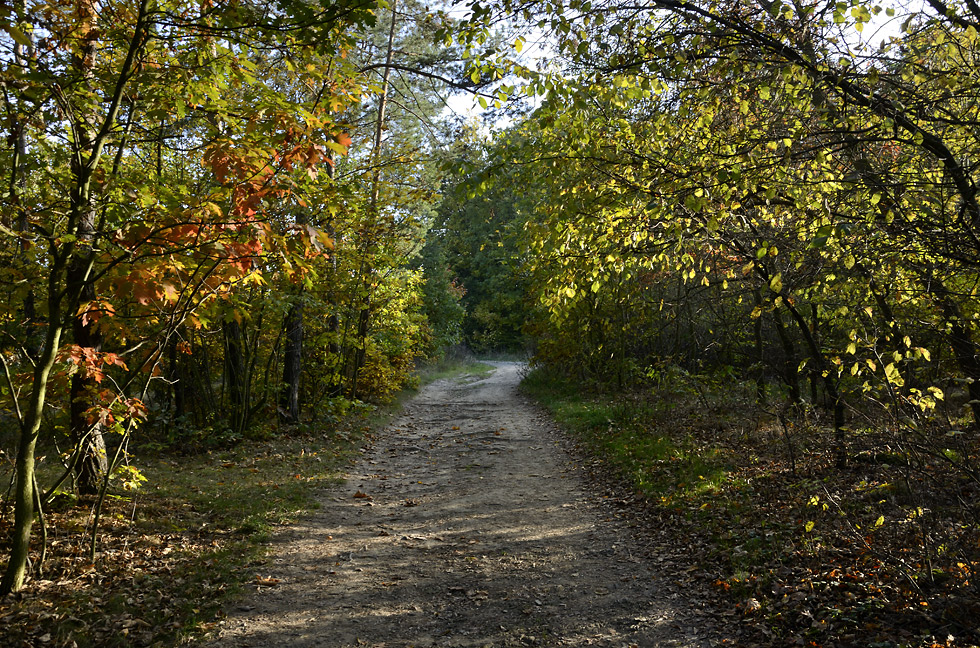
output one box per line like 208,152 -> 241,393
520,367 -> 735,501
414,357 -> 496,383
520,366 -> 980,648
0,359 -> 494,648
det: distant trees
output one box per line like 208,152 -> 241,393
433,134 -> 535,355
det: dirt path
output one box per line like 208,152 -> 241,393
204,362 -> 722,648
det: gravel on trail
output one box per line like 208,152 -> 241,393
203,362 -> 724,648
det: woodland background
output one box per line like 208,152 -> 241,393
2,0 -> 980,646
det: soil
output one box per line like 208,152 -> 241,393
202,362 -> 725,648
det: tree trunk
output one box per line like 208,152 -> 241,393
350,304 -> 371,400
66,0 -> 107,495
809,304 -> 820,405
1,263 -> 67,594
279,301 -> 303,423
327,221 -> 342,398
771,305 -> 802,405
752,289 -> 766,404
349,0 -> 398,401
167,330 -> 187,420
68,279 -> 108,495
224,318 -> 247,432
783,299 -> 848,467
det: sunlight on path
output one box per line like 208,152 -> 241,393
203,363 -> 720,648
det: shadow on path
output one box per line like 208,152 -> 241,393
204,363 -> 719,648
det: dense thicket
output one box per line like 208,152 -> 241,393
452,0 -> 980,464
0,0 -> 470,594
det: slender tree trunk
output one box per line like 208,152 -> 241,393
350,305 -> 371,400
809,304 -> 820,405
351,0 -> 398,400
1,259 -> 67,594
224,318 -> 246,432
167,330 -> 187,420
783,299 -> 848,467
326,221 -> 342,399
771,306 -> 802,405
66,0 -> 107,495
752,289 -> 766,404
64,0 -> 147,493
279,301 -> 303,423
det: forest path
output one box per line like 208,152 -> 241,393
204,362 -> 721,648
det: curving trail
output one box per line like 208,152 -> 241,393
204,362 -> 720,648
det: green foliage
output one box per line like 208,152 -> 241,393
418,236 -> 466,356
435,130 -> 536,354
521,367 -> 730,499
466,0 -> 980,469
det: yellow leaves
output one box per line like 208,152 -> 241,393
200,202 -> 223,218
255,575 -> 281,586
884,363 -> 904,386
769,273 -> 783,293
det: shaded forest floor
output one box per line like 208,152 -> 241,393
521,367 -> 980,648
0,422 -> 373,647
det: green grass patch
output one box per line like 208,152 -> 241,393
414,357 -> 496,383
520,367 -> 730,501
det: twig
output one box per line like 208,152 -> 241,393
32,472 -> 46,578
0,351 -> 24,427
89,425 -> 131,564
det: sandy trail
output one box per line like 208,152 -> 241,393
204,362 -> 719,647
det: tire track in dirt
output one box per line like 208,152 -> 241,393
204,362 -> 721,647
